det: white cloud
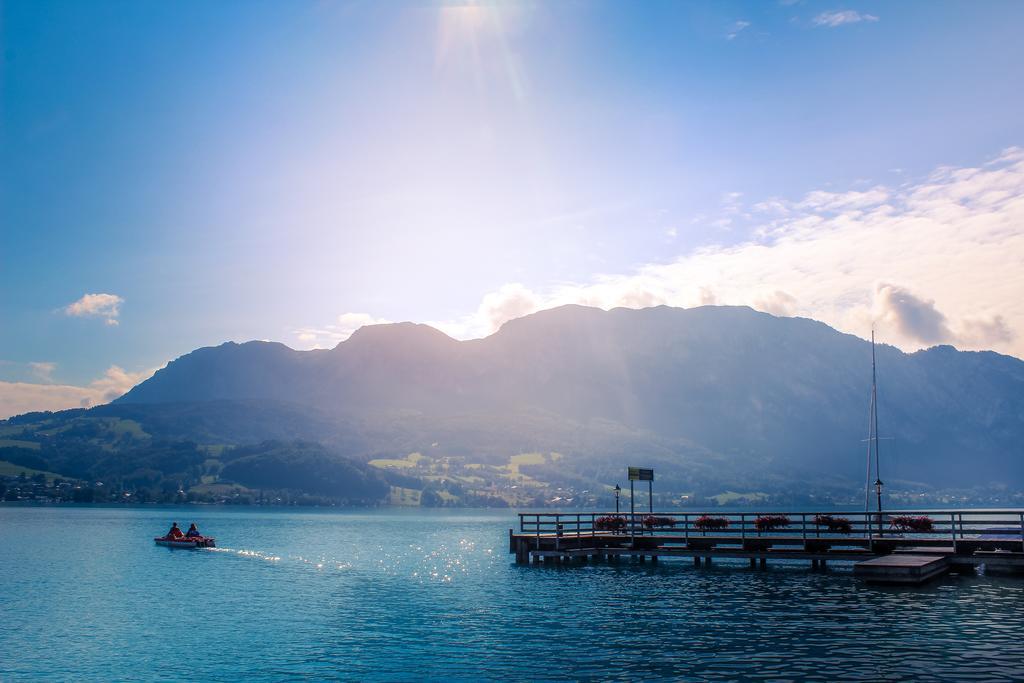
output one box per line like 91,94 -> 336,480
424,283 -> 544,339
727,20 -> 751,40
476,283 -> 543,333
292,312 -> 392,349
813,10 -> 879,27
959,315 -> 1015,347
873,283 -> 952,344
28,362 -> 56,383
88,366 -> 156,404
0,382 -> 94,419
796,187 -> 889,212
753,290 -> 798,318
0,365 -> 158,419
64,293 -> 124,326
336,312 -> 390,335
415,147 -> 1024,357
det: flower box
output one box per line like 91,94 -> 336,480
693,515 -> 729,532
813,514 -> 852,535
594,515 -> 627,532
642,515 -> 676,529
754,514 -> 790,533
890,515 -> 934,533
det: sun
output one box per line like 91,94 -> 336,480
435,1 -> 528,102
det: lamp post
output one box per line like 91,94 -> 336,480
874,478 -> 884,537
614,484 -> 621,514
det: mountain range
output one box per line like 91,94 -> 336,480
3,305 -> 1023,506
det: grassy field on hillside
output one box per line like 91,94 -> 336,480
0,460 -> 65,481
0,439 -> 41,450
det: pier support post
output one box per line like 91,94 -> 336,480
705,557 -> 712,566
750,558 -> 756,569
694,557 -> 701,568
760,558 -> 767,570
821,559 -> 827,570
812,559 -> 819,570
639,554 -> 646,564
651,555 -> 658,565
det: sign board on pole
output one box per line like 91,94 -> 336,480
628,467 -> 654,482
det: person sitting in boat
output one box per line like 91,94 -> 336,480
185,523 -> 202,538
166,522 -> 184,539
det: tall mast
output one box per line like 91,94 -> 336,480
872,330 -> 883,518
864,328 -> 885,534
864,382 -> 874,515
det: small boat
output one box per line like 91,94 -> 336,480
154,535 -> 216,548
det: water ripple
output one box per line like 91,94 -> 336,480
2,507 -> 1024,681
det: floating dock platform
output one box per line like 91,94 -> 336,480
509,510 -> 1024,585
853,554 -> 949,584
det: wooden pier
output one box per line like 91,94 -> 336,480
509,510 -> 1024,585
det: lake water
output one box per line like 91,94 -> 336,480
2,506 -> 1024,681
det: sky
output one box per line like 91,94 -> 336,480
2,0 -> 1024,417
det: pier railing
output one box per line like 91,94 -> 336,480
517,510 -> 1024,543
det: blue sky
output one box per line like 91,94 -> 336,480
2,1 -> 1024,415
